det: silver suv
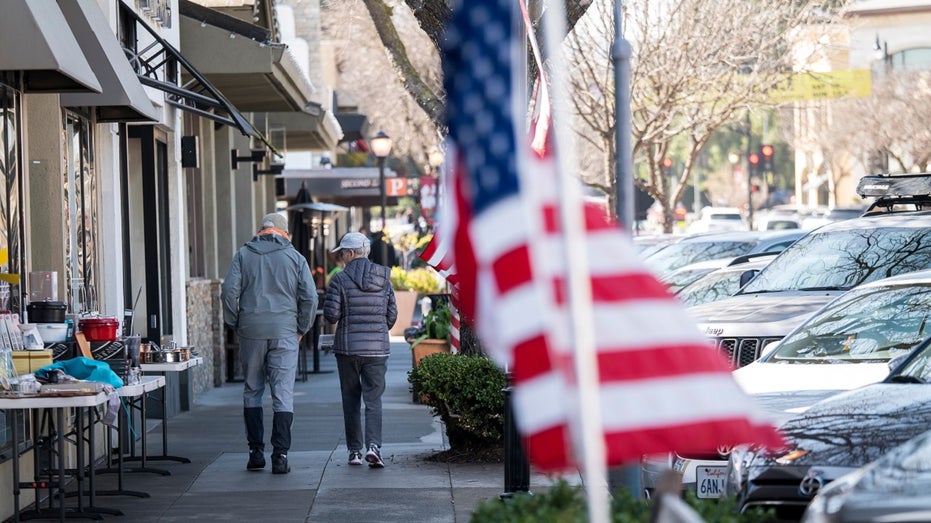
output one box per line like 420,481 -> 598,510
689,173 -> 931,368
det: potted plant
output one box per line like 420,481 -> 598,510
409,298 -> 451,369
389,266 -> 445,336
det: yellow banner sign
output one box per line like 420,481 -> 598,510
768,70 -> 872,102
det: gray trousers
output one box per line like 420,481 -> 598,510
240,336 -> 298,412
335,354 -> 388,452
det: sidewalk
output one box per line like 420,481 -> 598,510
85,338 -> 578,522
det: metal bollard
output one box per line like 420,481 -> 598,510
500,381 -> 531,499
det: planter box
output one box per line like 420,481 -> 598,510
410,338 -> 451,403
390,290 -> 419,337
410,338 -> 450,369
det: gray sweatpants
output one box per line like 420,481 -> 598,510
240,336 -> 298,412
335,354 -> 388,453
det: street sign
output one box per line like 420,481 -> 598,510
768,70 -> 872,102
386,177 -> 409,197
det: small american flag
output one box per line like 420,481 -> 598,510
437,0 -> 782,471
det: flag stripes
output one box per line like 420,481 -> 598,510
422,0 -> 785,474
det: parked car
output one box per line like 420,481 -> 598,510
756,206 -> 808,231
676,255 -> 775,307
633,233 -> 681,258
643,229 -> 804,277
660,257 -> 733,293
653,270 -> 931,501
690,212 -> 931,369
802,428 -> 931,523
734,269 -> 931,396
725,335 -> 931,521
800,206 -> 865,230
687,206 -> 748,234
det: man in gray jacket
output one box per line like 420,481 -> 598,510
222,213 -> 316,474
324,232 -> 397,468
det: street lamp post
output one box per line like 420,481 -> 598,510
874,36 -> 891,74
428,147 -> 444,176
371,131 -> 393,264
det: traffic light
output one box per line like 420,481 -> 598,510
760,144 -> 774,173
748,153 -> 760,176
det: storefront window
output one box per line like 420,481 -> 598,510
0,73 -> 27,461
63,114 -> 99,314
0,76 -> 23,313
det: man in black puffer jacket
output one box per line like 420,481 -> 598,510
324,232 -> 398,468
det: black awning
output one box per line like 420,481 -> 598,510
120,5 -> 277,154
281,167 -> 403,208
335,113 -> 369,144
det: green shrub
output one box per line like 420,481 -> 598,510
470,480 -> 775,523
407,353 -> 506,448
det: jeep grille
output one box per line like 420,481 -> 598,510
708,337 -> 783,367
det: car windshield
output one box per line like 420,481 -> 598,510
644,240 -> 756,275
661,266 -> 719,293
769,284 -> 931,364
893,340 -> 931,383
743,226 -> 931,293
677,269 -> 745,307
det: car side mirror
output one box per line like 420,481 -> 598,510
738,270 -> 759,288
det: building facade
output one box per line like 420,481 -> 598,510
0,0 -> 343,518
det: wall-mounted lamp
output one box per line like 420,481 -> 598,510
253,163 -> 285,182
231,149 -> 266,170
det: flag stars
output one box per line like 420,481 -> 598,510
485,77 -> 507,102
474,111 -> 494,135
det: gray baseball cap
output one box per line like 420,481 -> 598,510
331,232 -> 370,253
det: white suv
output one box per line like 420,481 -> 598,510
687,206 -> 748,234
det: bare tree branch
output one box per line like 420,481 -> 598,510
361,0 -> 445,124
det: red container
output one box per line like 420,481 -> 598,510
80,317 -> 120,342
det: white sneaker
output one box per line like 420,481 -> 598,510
365,445 -> 384,468
348,451 -> 363,466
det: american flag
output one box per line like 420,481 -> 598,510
432,0 -> 783,471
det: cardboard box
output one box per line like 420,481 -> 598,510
12,349 -> 53,375
90,340 -> 126,361
49,342 -> 76,361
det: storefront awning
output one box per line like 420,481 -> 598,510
0,0 -> 101,93
281,167 -> 403,208
335,113 -> 369,144
179,0 -> 314,112
264,109 -> 344,152
120,5 -> 276,153
58,0 -> 160,122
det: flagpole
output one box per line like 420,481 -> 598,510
540,2 -> 611,523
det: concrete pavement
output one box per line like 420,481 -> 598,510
79,339 -> 578,522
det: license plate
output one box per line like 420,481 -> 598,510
696,466 -> 727,499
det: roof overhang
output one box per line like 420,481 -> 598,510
179,0 -> 315,112
0,0 -> 101,93
335,113 -> 369,144
58,0 -> 160,122
280,167 -> 403,207
120,4 -> 276,153
260,108 -> 343,152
